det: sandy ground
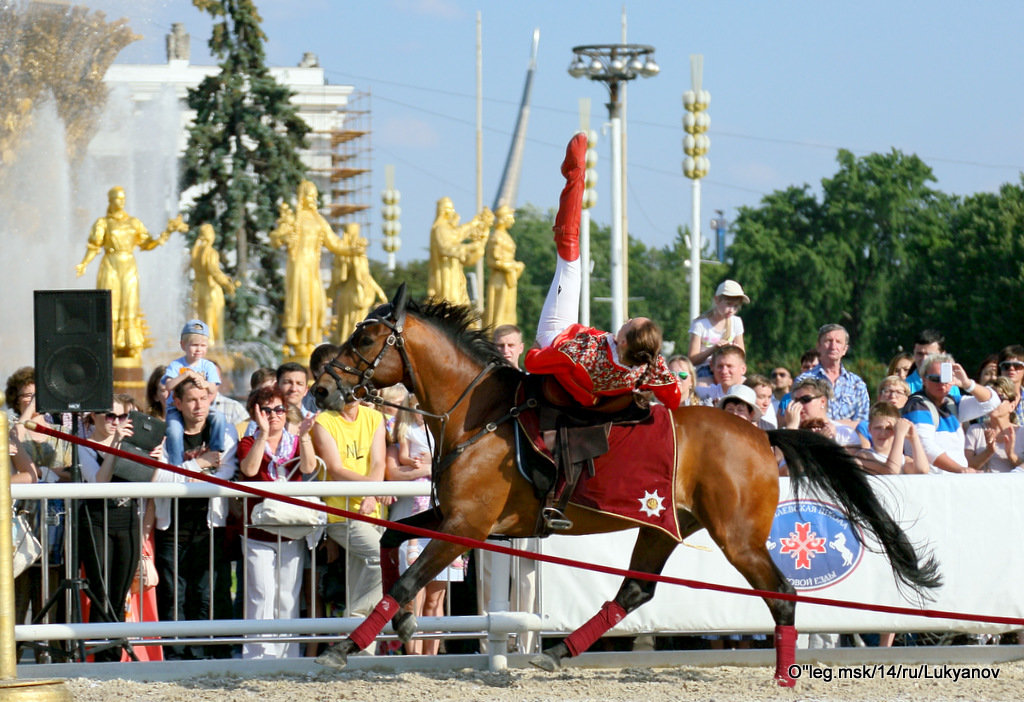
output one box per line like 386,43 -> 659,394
62,661 -> 1024,702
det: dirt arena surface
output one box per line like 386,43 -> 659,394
64,661 -> 1024,701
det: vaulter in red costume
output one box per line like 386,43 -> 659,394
524,133 -> 682,411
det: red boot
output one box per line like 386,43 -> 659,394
552,132 -> 588,262
774,624 -> 797,687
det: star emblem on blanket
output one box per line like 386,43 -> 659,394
637,489 -> 666,518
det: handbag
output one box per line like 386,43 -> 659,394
12,507 -> 42,577
131,554 -> 159,594
249,456 -> 326,540
113,411 -> 166,482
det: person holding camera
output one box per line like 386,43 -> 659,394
902,354 -> 1000,473
78,394 -> 161,660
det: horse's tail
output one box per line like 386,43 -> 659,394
767,428 -> 942,597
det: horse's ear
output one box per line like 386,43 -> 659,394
392,283 -> 409,329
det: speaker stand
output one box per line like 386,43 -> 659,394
30,415 -> 138,663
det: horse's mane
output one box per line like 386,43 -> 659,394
405,298 -> 510,368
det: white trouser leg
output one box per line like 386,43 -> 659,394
243,538 -> 303,659
535,256 -> 581,348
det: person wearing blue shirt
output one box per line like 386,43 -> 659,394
162,319 -> 227,466
794,323 -> 869,428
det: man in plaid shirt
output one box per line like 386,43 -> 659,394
794,323 -> 869,428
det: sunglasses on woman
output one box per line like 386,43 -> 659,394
259,405 -> 288,415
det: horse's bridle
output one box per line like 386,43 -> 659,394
319,301 -> 534,485
320,304 -> 498,427
321,306 -> 410,404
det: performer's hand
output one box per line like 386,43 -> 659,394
75,263 -> 86,277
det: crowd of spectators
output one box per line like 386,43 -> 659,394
6,289 -> 1023,661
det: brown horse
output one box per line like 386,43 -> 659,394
310,285 -> 940,686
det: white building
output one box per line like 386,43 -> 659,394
102,23 -> 371,232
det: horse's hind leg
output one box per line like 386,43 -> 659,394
719,539 -> 798,687
530,527 -> 679,671
316,533 -> 471,669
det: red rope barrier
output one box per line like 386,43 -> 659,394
27,421 -> 1024,628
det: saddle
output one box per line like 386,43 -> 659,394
521,375 -> 652,535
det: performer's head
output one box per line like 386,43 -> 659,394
615,317 -> 662,368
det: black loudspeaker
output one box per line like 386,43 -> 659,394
34,290 -> 113,413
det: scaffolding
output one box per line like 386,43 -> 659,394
311,90 -> 372,238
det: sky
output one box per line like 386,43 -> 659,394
88,0 -> 1024,265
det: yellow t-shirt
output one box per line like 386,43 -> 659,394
316,406 -> 385,522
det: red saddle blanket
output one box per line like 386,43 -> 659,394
518,401 -> 681,541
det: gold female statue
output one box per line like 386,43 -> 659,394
427,197 -> 492,306
270,180 -> 349,359
190,223 -> 238,346
329,222 -> 387,343
75,186 -> 186,360
483,205 -> 525,330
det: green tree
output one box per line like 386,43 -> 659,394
728,150 -> 954,367
821,149 -> 951,357
728,184 -> 842,362
888,180 -> 1024,371
180,0 -> 310,341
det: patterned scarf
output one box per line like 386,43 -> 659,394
263,428 -> 297,480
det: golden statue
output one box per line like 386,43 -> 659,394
329,222 -> 387,343
75,186 -> 186,360
270,180 -> 349,359
427,197 -> 492,307
483,205 -> 525,330
190,223 -> 238,347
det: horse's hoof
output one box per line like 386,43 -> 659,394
775,673 -> 797,688
316,641 -> 353,669
393,610 -> 417,644
529,652 -> 561,672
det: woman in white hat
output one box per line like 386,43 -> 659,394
688,280 -> 749,383
716,384 -> 761,424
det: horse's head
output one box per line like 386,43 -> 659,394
312,284 -> 411,411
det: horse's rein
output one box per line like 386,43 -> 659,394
322,310 -> 508,482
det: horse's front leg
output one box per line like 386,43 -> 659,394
316,532 -> 471,669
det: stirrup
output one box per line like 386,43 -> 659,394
542,507 -> 573,531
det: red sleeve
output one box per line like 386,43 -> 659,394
643,355 -> 682,410
651,381 -> 682,410
525,324 -> 604,406
525,344 -> 601,406
237,435 -> 255,461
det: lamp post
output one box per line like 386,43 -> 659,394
568,43 -> 658,332
683,54 -> 710,322
381,165 -> 401,272
578,98 -> 598,327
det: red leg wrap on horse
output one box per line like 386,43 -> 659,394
552,133 -> 588,262
774,625 -> 797,687
564,600 -> 627,657
349,595 -> 400,650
